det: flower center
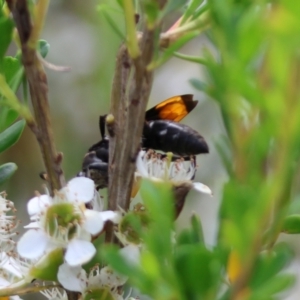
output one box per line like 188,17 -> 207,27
45,203 -> 81,240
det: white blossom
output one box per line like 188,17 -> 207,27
58,245 -> 140,299
0,194 -> 19,253
40,287 -> 67,300
17,177 -> 120,266
136,150 -> 212,195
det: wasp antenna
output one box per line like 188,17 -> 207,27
99,115 -> 107,139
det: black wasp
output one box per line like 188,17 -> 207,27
78,95 -> 209,189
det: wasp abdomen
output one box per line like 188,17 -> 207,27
143,120 -> 209,156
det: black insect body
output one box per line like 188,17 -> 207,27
78,139 -> 109,189
79,95 -> 209,189
143,120 -> 209,156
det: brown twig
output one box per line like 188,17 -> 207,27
106,27 -> 156,242
6,0 -> 65,192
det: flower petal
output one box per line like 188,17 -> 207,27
120,244 -> 140,266
65,177 -> 95,203
84,210 -> 121,235
17,229 -> 48,259
99,266 -> 127,287
24,221 -> 39,229
192,182 -> 212,195
83,210 -> 105,235
65,239 -> 96,266
27,194 -> 51,216
0,277 -> 10,288
58,263 -> 86,292
2,256 -> 23,278
101,210 -> 121,223
136,151 -> 148,177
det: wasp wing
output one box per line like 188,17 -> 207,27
145,94 -> 198,122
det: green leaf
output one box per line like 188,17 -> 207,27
0,162 -> 17,185
0,109 -> 19,132
287,195 -> 300,215
0,15 -> 14,65
140,179 -> 174,259
104,13 -> 124,39
2,56 -> 23,87
177,214 -> 205,245
142,1 -> 160,28
190,1 -> 208,22
250,275 -> 295,300
100,244 -> 147,288
175,245 -> 221,298
160,0 -> 186,20
0,119 -> 26,153
180,0 -> 204,24
282,214 -> 300,234
173,51 -> 207,64
38,40 -> 50,58
189,78 -> 208,91
0,57 -> 24,131
31,248 -> 64,281
148,31 -> 199,70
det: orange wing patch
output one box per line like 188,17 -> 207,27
145,94 -> 198,122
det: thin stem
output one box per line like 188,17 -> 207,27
123,0 -> 140,58
106,30 -> 156,243
7,0 -> 65,192
28,0 -> 50,49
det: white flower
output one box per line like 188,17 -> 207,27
17,177 -> 120,267
0,194 -> 19,253
136,150 -> 212,195
58,245 -> 140,299
0,251 -> 30,294
40,287 -> 67,300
